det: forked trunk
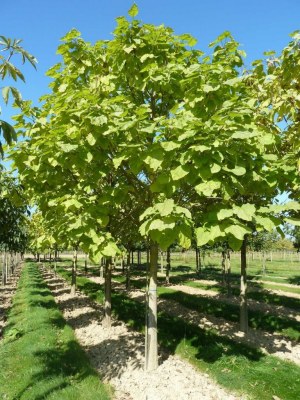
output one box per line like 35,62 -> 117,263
240,238 -> 248,333
103,257 -> 112,328
145,241 -> 158,371
70,248 -> 77,295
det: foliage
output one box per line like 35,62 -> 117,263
0,35 -> 37,156
0,171 -> 29,252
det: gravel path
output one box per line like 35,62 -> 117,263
0,264 -> 22,339
41,269 -> 246,400
126,288 -> 300,366
168,284 -> 300,322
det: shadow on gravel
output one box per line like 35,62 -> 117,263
85,333 -> 144,380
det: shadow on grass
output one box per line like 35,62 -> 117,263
288,275 -> 300,285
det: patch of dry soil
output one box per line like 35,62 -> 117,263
41,270 -> 246,400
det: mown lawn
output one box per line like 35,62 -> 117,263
0,262 -> 112,400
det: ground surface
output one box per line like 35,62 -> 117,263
41,268 -> 247,400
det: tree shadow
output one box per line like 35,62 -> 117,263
288,275 -> 300,285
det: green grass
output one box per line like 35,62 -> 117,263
54,262 -> 300,400
185,280 -> 300,310
158,288 -> 300,341
0,263 -> 112,400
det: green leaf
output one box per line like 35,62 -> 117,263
234,203 -> 256,222
231,131 -> 257,139
160,141 -> 180,151
228,236 -> 243,251
224,165 -> 246,176
255,215 -> 276,231
195,180 -> 221,196
128,4 -> 139,17
86,133 -> 96,146
285,218 -> 300,227
155,199 -> 175,216
91,116 -> 107,126
58,143 -> 78,152
61,29 -> 81,42
171,165 -> 189,181
2,86 -> 10,104
225,224 -> 252,240
217,208 -> 234,221
178,231 -> 191,249
195,227 -> 210,246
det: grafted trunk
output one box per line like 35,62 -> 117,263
70,248 -> 77,295
165,247 -> 171,284
240,238 -> 248,333
103,257 -> 112,328
145,241 -> 158,371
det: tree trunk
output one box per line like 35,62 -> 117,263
126,252 -> 131,291
70,248 -> 77,295
100,258 -> 104,278
262,251 -> 266,275
160,251 -> 164,274
240,238 -> 248,333
221,250 -> 226,285
84,253 -> 88,275
226,249 -> 231,296
145,241 -> 158,371
2,252 -> 6,286
103,257 -> 112,328
165,247 -> 171,284
195,247 -> 199,274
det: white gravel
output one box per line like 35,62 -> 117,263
41,269 -> 247,400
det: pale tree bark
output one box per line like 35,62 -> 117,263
100,258 -> 104,278
221,250 -> 226,285
2,252 -> 6,286
240,238 -> 248,333
103,257 -> 112,328
126,251 -> 131,291
84,253 -> 88,275
70,248 -> 78,295
165,247 -> 171,284
262,250 -> 266,275
160,251 -> 164,274
145,241 -> 158,371
226,249 -> 231,296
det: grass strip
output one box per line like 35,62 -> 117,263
109,274 -> 300,341
55,263 -> 300,400
185,280 -> 300,310
0,263 -> 112,400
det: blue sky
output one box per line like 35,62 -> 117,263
1,0 -> 300,125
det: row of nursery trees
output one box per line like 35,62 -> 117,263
2,5 -> 300,370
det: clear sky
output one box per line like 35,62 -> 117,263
1,0 -> 300,125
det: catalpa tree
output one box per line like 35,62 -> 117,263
12,4 -> 295,369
